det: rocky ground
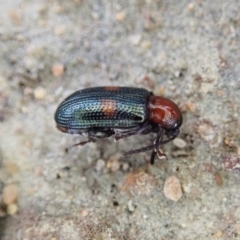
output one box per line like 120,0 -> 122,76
1,1 -> 240,239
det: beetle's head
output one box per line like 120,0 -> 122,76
148,96 -> 182,131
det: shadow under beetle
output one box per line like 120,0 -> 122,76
54,86 -> 183,164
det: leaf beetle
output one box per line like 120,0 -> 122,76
54,86 -> 183,164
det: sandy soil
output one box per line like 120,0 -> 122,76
1,1 -> 240,239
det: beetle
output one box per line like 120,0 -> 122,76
54,86 -> 183,164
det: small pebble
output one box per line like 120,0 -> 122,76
5,162 -> 19,175
187,3 -> 195,11
54,25 -> 67,36
23,87 -> 33,96
2,184 -> 19,205
107,159 -> 120,172
214,172 -> 223,186
128,35 -> 142,46
34,87 -> 46,100
115,11 -> 126,21
95,159 -> 105,172
54,5 -> 64,13
56,168 -> 70,178
174,70 -> 181,78
111,160 -> 120,172
173,138 -> 187,148
26,44 -> 45,56
163,176 -> 182,202
172,150 -> 188,157
213,230 -> 223,238
107,154 -> 121,172
91,12 -> 100,20
140,41 -> 152,49
127,200 -> 135,212
182,182 -> 192,194
122,162 -> 130,171
200,83 -> 214,93
7,203 -> 18,215
224,136 -> 236,148
81,209 -> 89,217
52,63 -> 65,77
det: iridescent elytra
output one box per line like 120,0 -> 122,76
54,86 -> 183,164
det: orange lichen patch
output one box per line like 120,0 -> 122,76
101,99 -> 117,117
104,86 -> 120,91
122,168 -> 158,195
57,125 -> 69,133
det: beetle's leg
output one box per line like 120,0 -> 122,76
114,131 -> 138,141
73,137 -> 97,147
70,129 -> 114,150
88,128 -> 114,139
122,137 -> 172,158
122,130 -> 179,159
150,127 -> 165,165
65,137 -> 97,152
114,124 -> 152,141
153,129 -> 179,159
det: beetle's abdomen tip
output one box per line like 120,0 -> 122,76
56,125 -> 69,133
